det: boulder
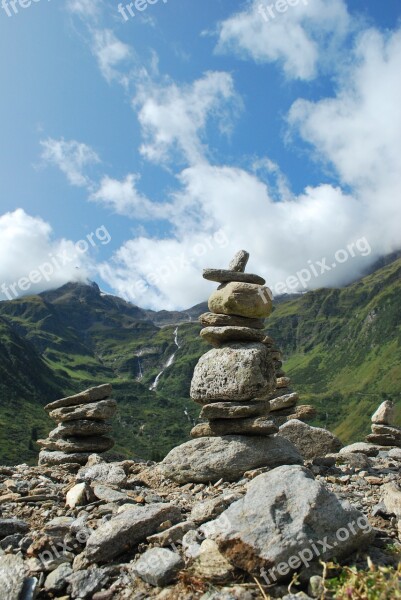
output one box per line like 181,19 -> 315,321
45,384 -> 112,412
208,282 -> 272,319
203,269 -> 265,286
191,417 -> 278,438
159,435 -> 302,483
49,399 -> 117,423
84,503 -> 181,563
44,563 -> 73,593
371,400 -> 395,425
200,401 -> 270,420
131,548 -> 184,587
279,420 -> 342,460
200,326 -> 268,347
199,312 -> 266,330
203,465 -> 374,579
0,555 -> 27,600
191,343 -> 275,403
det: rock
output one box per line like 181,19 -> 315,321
159,435 -> 302,483
334,452 -> 372,469
44,517 -> 75,537
85,503 -> 181,563
147,521 -> 196,547
49,399 -> 117,423
0,534 -> 23,551
44,563 -> 73,593
191,343 -> 275,402
389,448 -> 401,461
67,568 -> 110,599
208,282 -> 272,319
381,482 -> 401,517
0,519 -> 29,540
269,393 -> 299,412
371,424 -> 401,442
37,436 -> 114,453
48,420 -> 112,439
91,484 -> 128,503
38,451 -> 93,466
200,326 -> 269,347
45,384 -> 112,412
191,417 -> 278,438
132,548 -> 184,587
0,555 -> 27,600
66,483 -> 88,508
191,493 -> 243,525
276,376 -> 291,389
182,530 -> 204,560
279,420 -> 342,460
203,269 -> 265,286
189,539 -> 236,584
371,400 -> 395,425
199,312 -> 265,330
228,250 -> 250,272
203,465 -> 374,579
200,401 -> 270,420
76,463 -> 127,486
270,405 -> 317,427
339,442 -> 386,457
366,433 -> 400,447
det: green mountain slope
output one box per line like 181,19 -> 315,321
0,257 -> 400,464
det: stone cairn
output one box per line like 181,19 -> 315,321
190,250 -> 313,437
38,384 -> 116,466
366,400 -> 401,448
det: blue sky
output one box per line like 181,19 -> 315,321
1,0 -> 401,309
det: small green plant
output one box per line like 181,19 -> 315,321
323,559 -> 401,599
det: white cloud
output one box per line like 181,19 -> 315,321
66,0 -> 101,19
215,0 -> 351,80
135,71 -> 239,165
100,25 -> 401,310
0,210 -> 92,300
91,174 -> 172,220
40,138 -> 100,188
91,29 -> 133,85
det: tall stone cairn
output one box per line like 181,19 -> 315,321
37,384 -> 117,466
366,400 -> 401,448
191,250 -> 313,437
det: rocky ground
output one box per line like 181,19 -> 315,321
0,447 -> 400,600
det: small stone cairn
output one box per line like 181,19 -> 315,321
38,384 -> 116,466
366,400 -> 401,448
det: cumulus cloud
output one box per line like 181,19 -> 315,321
91,29 -> 133,85
0,210 -> 93,301
215,0 -> 351,80
135,71 -> 239,165
40,138 -> 100,188
91,174 -> 172,220
99,26 -> 401,309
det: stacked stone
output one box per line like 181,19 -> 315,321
190,250 -> 279,438
265,364 -> 316,427
366,400 -> 401,448
38,384 -> 117,466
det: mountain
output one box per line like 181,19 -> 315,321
0,256 -> 400,464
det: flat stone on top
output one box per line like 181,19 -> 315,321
203,269 -> 265,286
45,384 -> 112,412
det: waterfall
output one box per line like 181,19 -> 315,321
149,327 -> 180,391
